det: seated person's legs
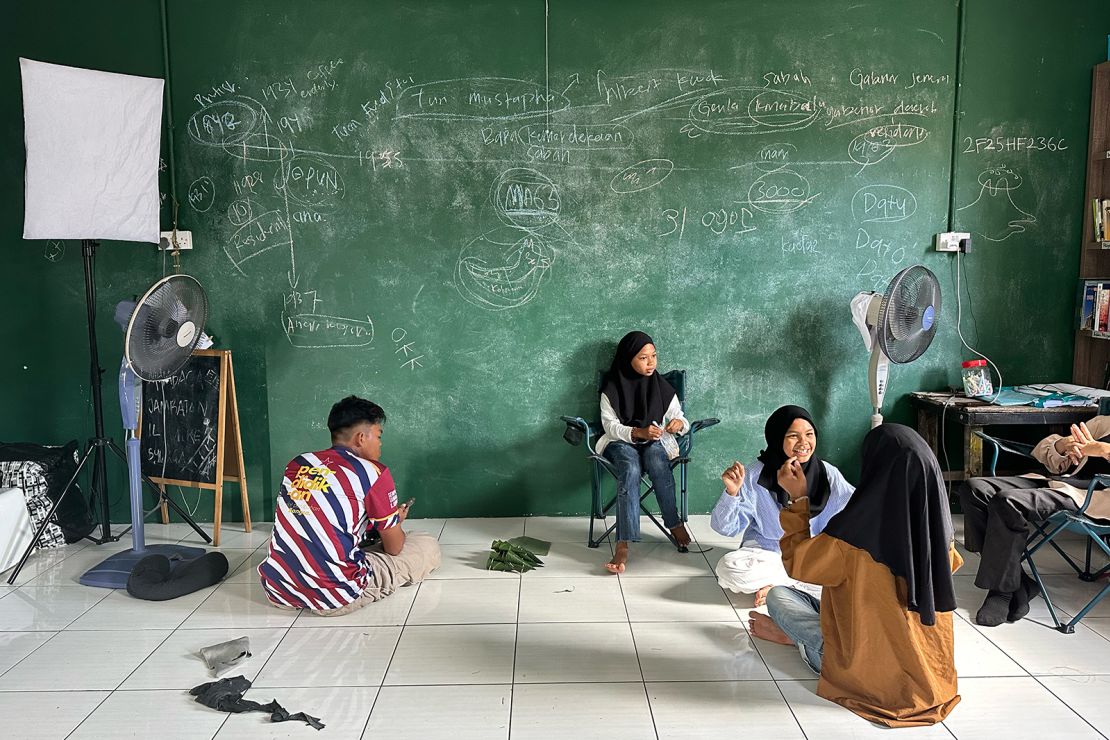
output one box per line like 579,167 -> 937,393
603,441 -> 642,572
715,546 -> 792,605
764,585 -> 824,673
961,479 -> 1076,626
958,476 -> 1043,554
639,440 -> 690,547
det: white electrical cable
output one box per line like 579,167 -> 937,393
956,249 -> 1002,402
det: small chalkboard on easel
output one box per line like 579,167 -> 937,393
140,348 -> 250,545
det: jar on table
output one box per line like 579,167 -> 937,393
961,359 -> 993,398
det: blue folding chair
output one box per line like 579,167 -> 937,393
1024,474 -> 1110,633
977,431 -> 1110,633
560,369 -> 719,551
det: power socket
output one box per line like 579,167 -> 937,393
935,231 -> 970,253
158,230 -> 193,250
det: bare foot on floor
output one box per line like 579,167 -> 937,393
749,612 -> 794,645
754,585 -> 773,607
670,523 -> 692,548
606,541 -> 629,574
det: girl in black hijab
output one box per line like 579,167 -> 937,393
596,331 -> 690,573
756,406 -> 832,512
762,423 -> 962,727
713,406 -> 855,640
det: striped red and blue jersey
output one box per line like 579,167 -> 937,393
258,446 -> 400,610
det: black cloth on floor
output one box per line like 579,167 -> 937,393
958,476 -> 1078,593
127,552 -> 229,601
190,676 -> 324,730
822,424 -> 956,627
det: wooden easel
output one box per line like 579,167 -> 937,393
150,349 -> 251,546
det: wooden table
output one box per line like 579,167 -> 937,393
909,392 -> 1099,481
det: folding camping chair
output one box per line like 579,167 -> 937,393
977,431 -> 1110,633
560,369 -> 719,551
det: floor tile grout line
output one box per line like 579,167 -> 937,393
62,690 -> 117,740
62,623 -> 182,739
768,677 -> 812,740
360,580 -> 426,737
506,565 -> 524,740
1029,674 -> 1110,740
0,628 -> 66,683
613,551 -> 660,740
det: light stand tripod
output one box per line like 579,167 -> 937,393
6,240 -> 210,585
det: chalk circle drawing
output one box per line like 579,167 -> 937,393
610,158 -> 674,194
515,122 -> 634,151
186,176 -> 215,212
956,166 -> 1036,241
227,199 -> 254,226
394,77 -> 571,121
281,312 -> 375,348
455,227 -> 556,311
687,87 -> 819,136
848,122 -> 929,169
747,167 -> 821,214
186,98 -> 261,147
43,240 -> 65,262
186,95 -> 292,163
491,168 -> 561,229
274,154 -> 345,209
851,184 -> 918,224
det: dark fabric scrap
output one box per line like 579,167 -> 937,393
190,675 -> 324,730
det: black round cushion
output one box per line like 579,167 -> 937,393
127,552 -> 230,601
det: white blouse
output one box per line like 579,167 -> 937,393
595,393 -> 690,454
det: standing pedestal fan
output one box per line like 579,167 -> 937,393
850,265 -> 941,428
80,275 -> 211,588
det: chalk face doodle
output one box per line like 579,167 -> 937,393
455,227 -> 556,310
456,167 -> 570,311
956,166 -> 1037,241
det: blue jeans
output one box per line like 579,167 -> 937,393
603,440 -> 679,542
765,585 -> 823,674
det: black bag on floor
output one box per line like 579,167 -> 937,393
0,441 -> 95,543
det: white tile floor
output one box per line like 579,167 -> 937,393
3,515 -> 1110,738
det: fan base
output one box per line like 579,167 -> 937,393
79,543 -> 207,589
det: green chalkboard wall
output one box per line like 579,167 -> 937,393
2,1 -> 1107,521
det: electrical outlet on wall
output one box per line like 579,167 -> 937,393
158,230 -> 193,250
934,232 -> 970,252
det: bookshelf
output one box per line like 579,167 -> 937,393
1073,61 -> 1110,387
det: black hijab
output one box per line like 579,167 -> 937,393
756,405 -> 831,512
600,331 -> 676,428
822,423 -> 956,627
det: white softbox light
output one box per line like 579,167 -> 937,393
21,58 -> 164,243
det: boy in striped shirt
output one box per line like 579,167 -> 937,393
258,396 -> 440,614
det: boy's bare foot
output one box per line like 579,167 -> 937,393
749,612 -> 794,645
606,541 -> 629,574
754,585 -> 773,607
670,523 -> 692,548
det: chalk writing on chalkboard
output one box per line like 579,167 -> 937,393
141,354 -> 221,485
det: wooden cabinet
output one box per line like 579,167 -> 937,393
1073,62 -> 1110,387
